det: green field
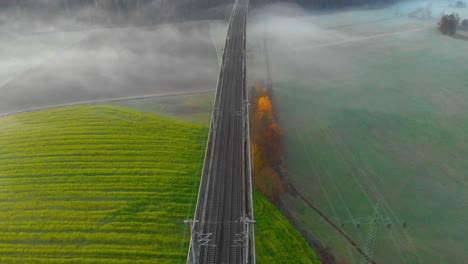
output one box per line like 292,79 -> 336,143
0,106 -> 208,263
0,105 -> 321,263
106,92 -> 215,126
254,190 -> 321,264
248,3 -> 468,264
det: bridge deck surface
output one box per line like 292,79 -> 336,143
188,0 -> 253,263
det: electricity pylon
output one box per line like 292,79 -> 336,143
340,200 -> 406,264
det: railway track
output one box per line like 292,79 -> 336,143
187,0 -> 254,263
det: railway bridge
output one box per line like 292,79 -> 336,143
186,0 -> 255,263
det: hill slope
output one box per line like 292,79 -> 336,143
0,106 -> 208,263
254,190 -> 321,263
0,105 -> 321,263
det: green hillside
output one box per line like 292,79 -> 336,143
0,105 -> 321,263
254,190 -> 321,264
0,106 -> 208,264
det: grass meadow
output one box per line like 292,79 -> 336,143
254,189 -> 321,264
248,3 -> 468,264
106,92 -> 215,125
0,105 -> 320,263
0,106 -> 208,263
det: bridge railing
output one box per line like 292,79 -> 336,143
242,0 -> 255,263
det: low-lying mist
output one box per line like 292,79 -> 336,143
0,1 -> 232,115
247,1 -> 468,264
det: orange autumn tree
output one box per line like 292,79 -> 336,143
250,83 -> 284,199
